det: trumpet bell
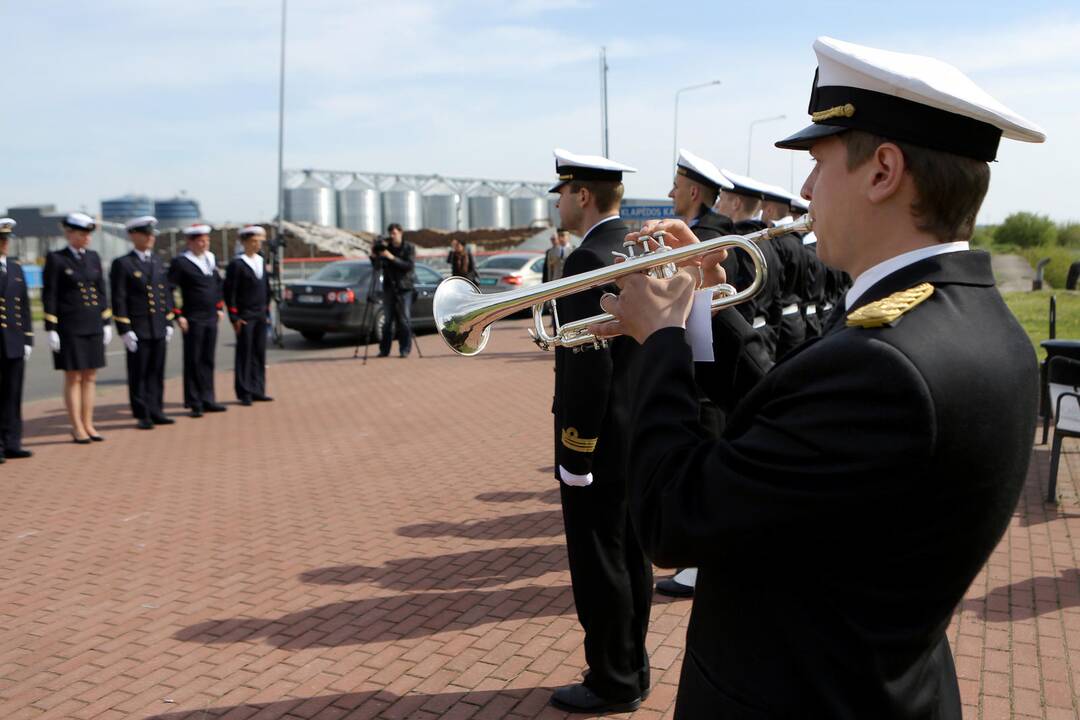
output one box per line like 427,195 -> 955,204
434,276 -> 492,356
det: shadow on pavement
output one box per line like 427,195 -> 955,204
476,488 -> 560,505
22,401 -> 188,445
174,584 -> 573,648
397,510 -> 563,540
299,544 -> 567,591
143,686 -> 562,720
960,568 -> 1080,621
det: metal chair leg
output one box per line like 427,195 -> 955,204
1048,434 -> 1064,503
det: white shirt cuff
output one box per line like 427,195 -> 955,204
559,466 -> 593,487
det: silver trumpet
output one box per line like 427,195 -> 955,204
433,216 -> 813,356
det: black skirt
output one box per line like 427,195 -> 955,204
53,331 -> 106,371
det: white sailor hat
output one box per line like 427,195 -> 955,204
182,223 -> 213,237
125,215 -> 159,234
758,183 -> 796,206
717,169 -> 775,201
62,212 -> 97,231
548,148 -> 637,193
789,195 -> 810,214
0,218 -> 15,235
238,225 -> 267,238
676,149 -> 733,193
776,36 -> 1046,161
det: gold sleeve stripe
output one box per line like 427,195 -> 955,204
25,332 -> 34,336
43,313 -> 59,323
114,316 -> 131,324
165,312 -> 175,320
101,309 -> 113,319
561,427 -> 598,454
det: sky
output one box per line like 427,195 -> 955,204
4,0 -> 1079,226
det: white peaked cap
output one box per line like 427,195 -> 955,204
182,224 -> 213,236
125,215 -> 159,232
64,212 -> 96,230
239,225 -> 267,237
676,149 -> 733,192
549,148 -> 637,193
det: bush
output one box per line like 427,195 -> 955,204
971,225 -> 996,247
995,212 -> 1058,248
1016,244 -> 1080,289
1058,222 -> 1080,248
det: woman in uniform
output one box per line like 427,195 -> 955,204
42,213 -> 113,443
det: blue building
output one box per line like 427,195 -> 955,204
101,194 -> 153,223
154,197 -> 202,230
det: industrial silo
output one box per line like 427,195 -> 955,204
548,197 -> 561,228
154,197 -> 202,230
421,182 -> 460,231
381,181 -> 422,231
101,194 -> 154,223
284,173 -> 336,226
337,176 -> 381,233
510,187 -> 549,227
467,184 -> 510,230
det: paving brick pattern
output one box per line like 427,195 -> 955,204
1,319 -> 1078,719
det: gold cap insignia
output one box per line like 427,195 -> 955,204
559,173 -> 573,181
846,282 -> 934,328
811,103 -> 856,123
64,268 -> 74,275
133,270 -> 142,278
561,427 -> 598,453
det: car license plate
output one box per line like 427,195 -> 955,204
478,278 -> 497,286
298,294 -> 323,304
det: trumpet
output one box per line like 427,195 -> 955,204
434,216 -> 812,356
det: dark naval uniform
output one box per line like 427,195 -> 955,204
169,253 -> 224,412
224,255 -> 271,402
771,228 -> 811,359
627,250 -> 1035,718
43,247 -> 111,370
732,219 -> 783,359
0,258 -> 33,455
553,216 -> 652,703
802,241 -> 828,338
111,250 -> 176,423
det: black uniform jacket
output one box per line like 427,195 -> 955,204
0,260 -> 33,359
627,250 -> 1036,718
168,254 -> 224,322
803,243 -> 828,310
224,257 -> 271,323
690,207 -> 735,242
42,248 -> 111,334
733,220 -> 782,325
111,251 -> 176,340
771,230 -> 811,309
553,217 -> 635,479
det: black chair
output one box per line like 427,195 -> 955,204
1046,356 -> 1080,503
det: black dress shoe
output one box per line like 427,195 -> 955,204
656,576 -> 695,598
89,435 -> 105,442
204,403 -> 227,413
252,395 -> 274,402
136,418 -> 154,430
150,415 -> 176,425
549,684 -> 641,714
239,398 -> 253,406
190,407 -> 203,418
4,448 -> 33,459
72,433 -> 93,444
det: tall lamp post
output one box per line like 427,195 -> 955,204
746,114 -> 785,175
272,0 -> 287,346
673,80 -> 722,165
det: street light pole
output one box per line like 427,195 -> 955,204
746,114 -> 786,175
273,0 -> 288,346
599,47 -> 610,157
673,80 -> 722,165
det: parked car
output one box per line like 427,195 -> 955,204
280,259 -> 443,342
474,253 -> 545,294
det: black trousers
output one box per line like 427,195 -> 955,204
0,355 -> 25,451
559,469 -> 653,701
775,312 -> 807,360
379,290 -> 414,356
234,317 -> 267,400
183,318 -> 218,409
126,336 -> 166,421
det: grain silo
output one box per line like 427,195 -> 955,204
509,187 -> 549,227
466,183 -> 510,230
380,181 -> 423,231
284,173 -> 336,226
337,175 -> 381,233
421,182 -> 460,231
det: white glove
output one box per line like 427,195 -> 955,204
123,331 -> 138,353
103,325 -> 114,346
165,325 -> 174,343
23,345 -> 32,361
48,331 -> 61,353
559,466 -> 593,487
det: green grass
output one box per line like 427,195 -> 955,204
1013,245 -> 1080,290
30,298 -> 43,323
1001,290 -> 1080,360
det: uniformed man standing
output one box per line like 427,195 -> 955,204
594,36 -> 1044,718
224,225 -> 273,406
112,216 -> 176,430
760,185 -> 811,358
547,148 -> 651,714
169,224 -> 227,417
43,212 -> 112,444
0,219 -> 33,461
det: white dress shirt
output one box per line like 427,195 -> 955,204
241,253 -> 264,280
845,242 -> 969,310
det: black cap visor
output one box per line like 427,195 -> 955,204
775,122 -> 847,151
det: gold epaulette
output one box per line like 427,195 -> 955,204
561,427 -> 598,454
846,283 -> 934,328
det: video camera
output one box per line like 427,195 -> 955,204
371,236 -> 388,256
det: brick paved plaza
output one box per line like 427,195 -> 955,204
2,320 -> 1080,719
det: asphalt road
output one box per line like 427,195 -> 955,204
22,323 -> 439,404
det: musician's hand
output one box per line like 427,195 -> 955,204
624,219 -> 727,285
589,269 -> 697,344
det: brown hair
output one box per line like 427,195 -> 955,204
568,180 -> 624,213
840,130 -> 990,243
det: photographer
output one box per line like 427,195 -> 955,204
371,223 -> 416,358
